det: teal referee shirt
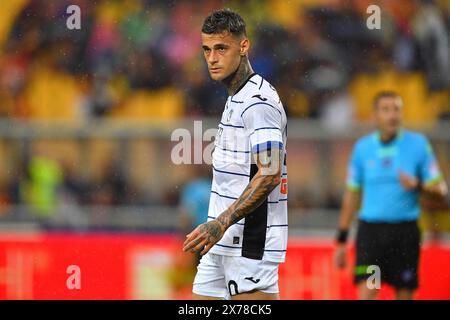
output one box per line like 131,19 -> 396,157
347,129 -> 444,223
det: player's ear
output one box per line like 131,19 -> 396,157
240,38 -> 250,56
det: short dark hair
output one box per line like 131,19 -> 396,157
202,9 -> 246,38
373,91 -> 402,109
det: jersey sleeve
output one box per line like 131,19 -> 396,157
346,141 -> 364,192
419,136 -> 443,186
241,96 -> 284,154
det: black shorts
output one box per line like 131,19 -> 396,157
354,220 -> 421,290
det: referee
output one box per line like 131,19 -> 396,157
334,91 -> 448,300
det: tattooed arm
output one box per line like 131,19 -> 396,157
183,148 -> 283,255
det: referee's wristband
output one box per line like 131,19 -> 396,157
336,229 -> 349,244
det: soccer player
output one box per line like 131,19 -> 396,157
334,91 -> 448,300
182,9 -> 288,300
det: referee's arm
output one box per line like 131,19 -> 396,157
338,188 -> 361,237
420,179 -> 448,199
334,188 -> 361,269
335,142 -> 363,269
414,137 -> 448,199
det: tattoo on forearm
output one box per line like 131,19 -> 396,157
201,220 -> 224,243
217,150 -> 283,229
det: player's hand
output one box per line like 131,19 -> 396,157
399,171 -> 419,190
334,244 -> 347,269
183,220 -> 226,256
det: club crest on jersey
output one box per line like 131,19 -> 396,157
216,127 -> 223,141
382,158 -> 392,168
227,109 -> 234,122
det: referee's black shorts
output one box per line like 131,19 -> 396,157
354,219 -> 421,290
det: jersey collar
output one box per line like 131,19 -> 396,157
230,73 -> 257,98
374,128 -> 404,145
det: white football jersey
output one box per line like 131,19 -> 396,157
207,74 -> 288,263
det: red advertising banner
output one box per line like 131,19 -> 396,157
0,233 -> 449,299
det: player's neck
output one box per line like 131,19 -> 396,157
223,57 -> 254,96
379,131 -> 398,144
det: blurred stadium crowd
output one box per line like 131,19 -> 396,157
0,0 -> 449,229
0,0 -> 449,121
